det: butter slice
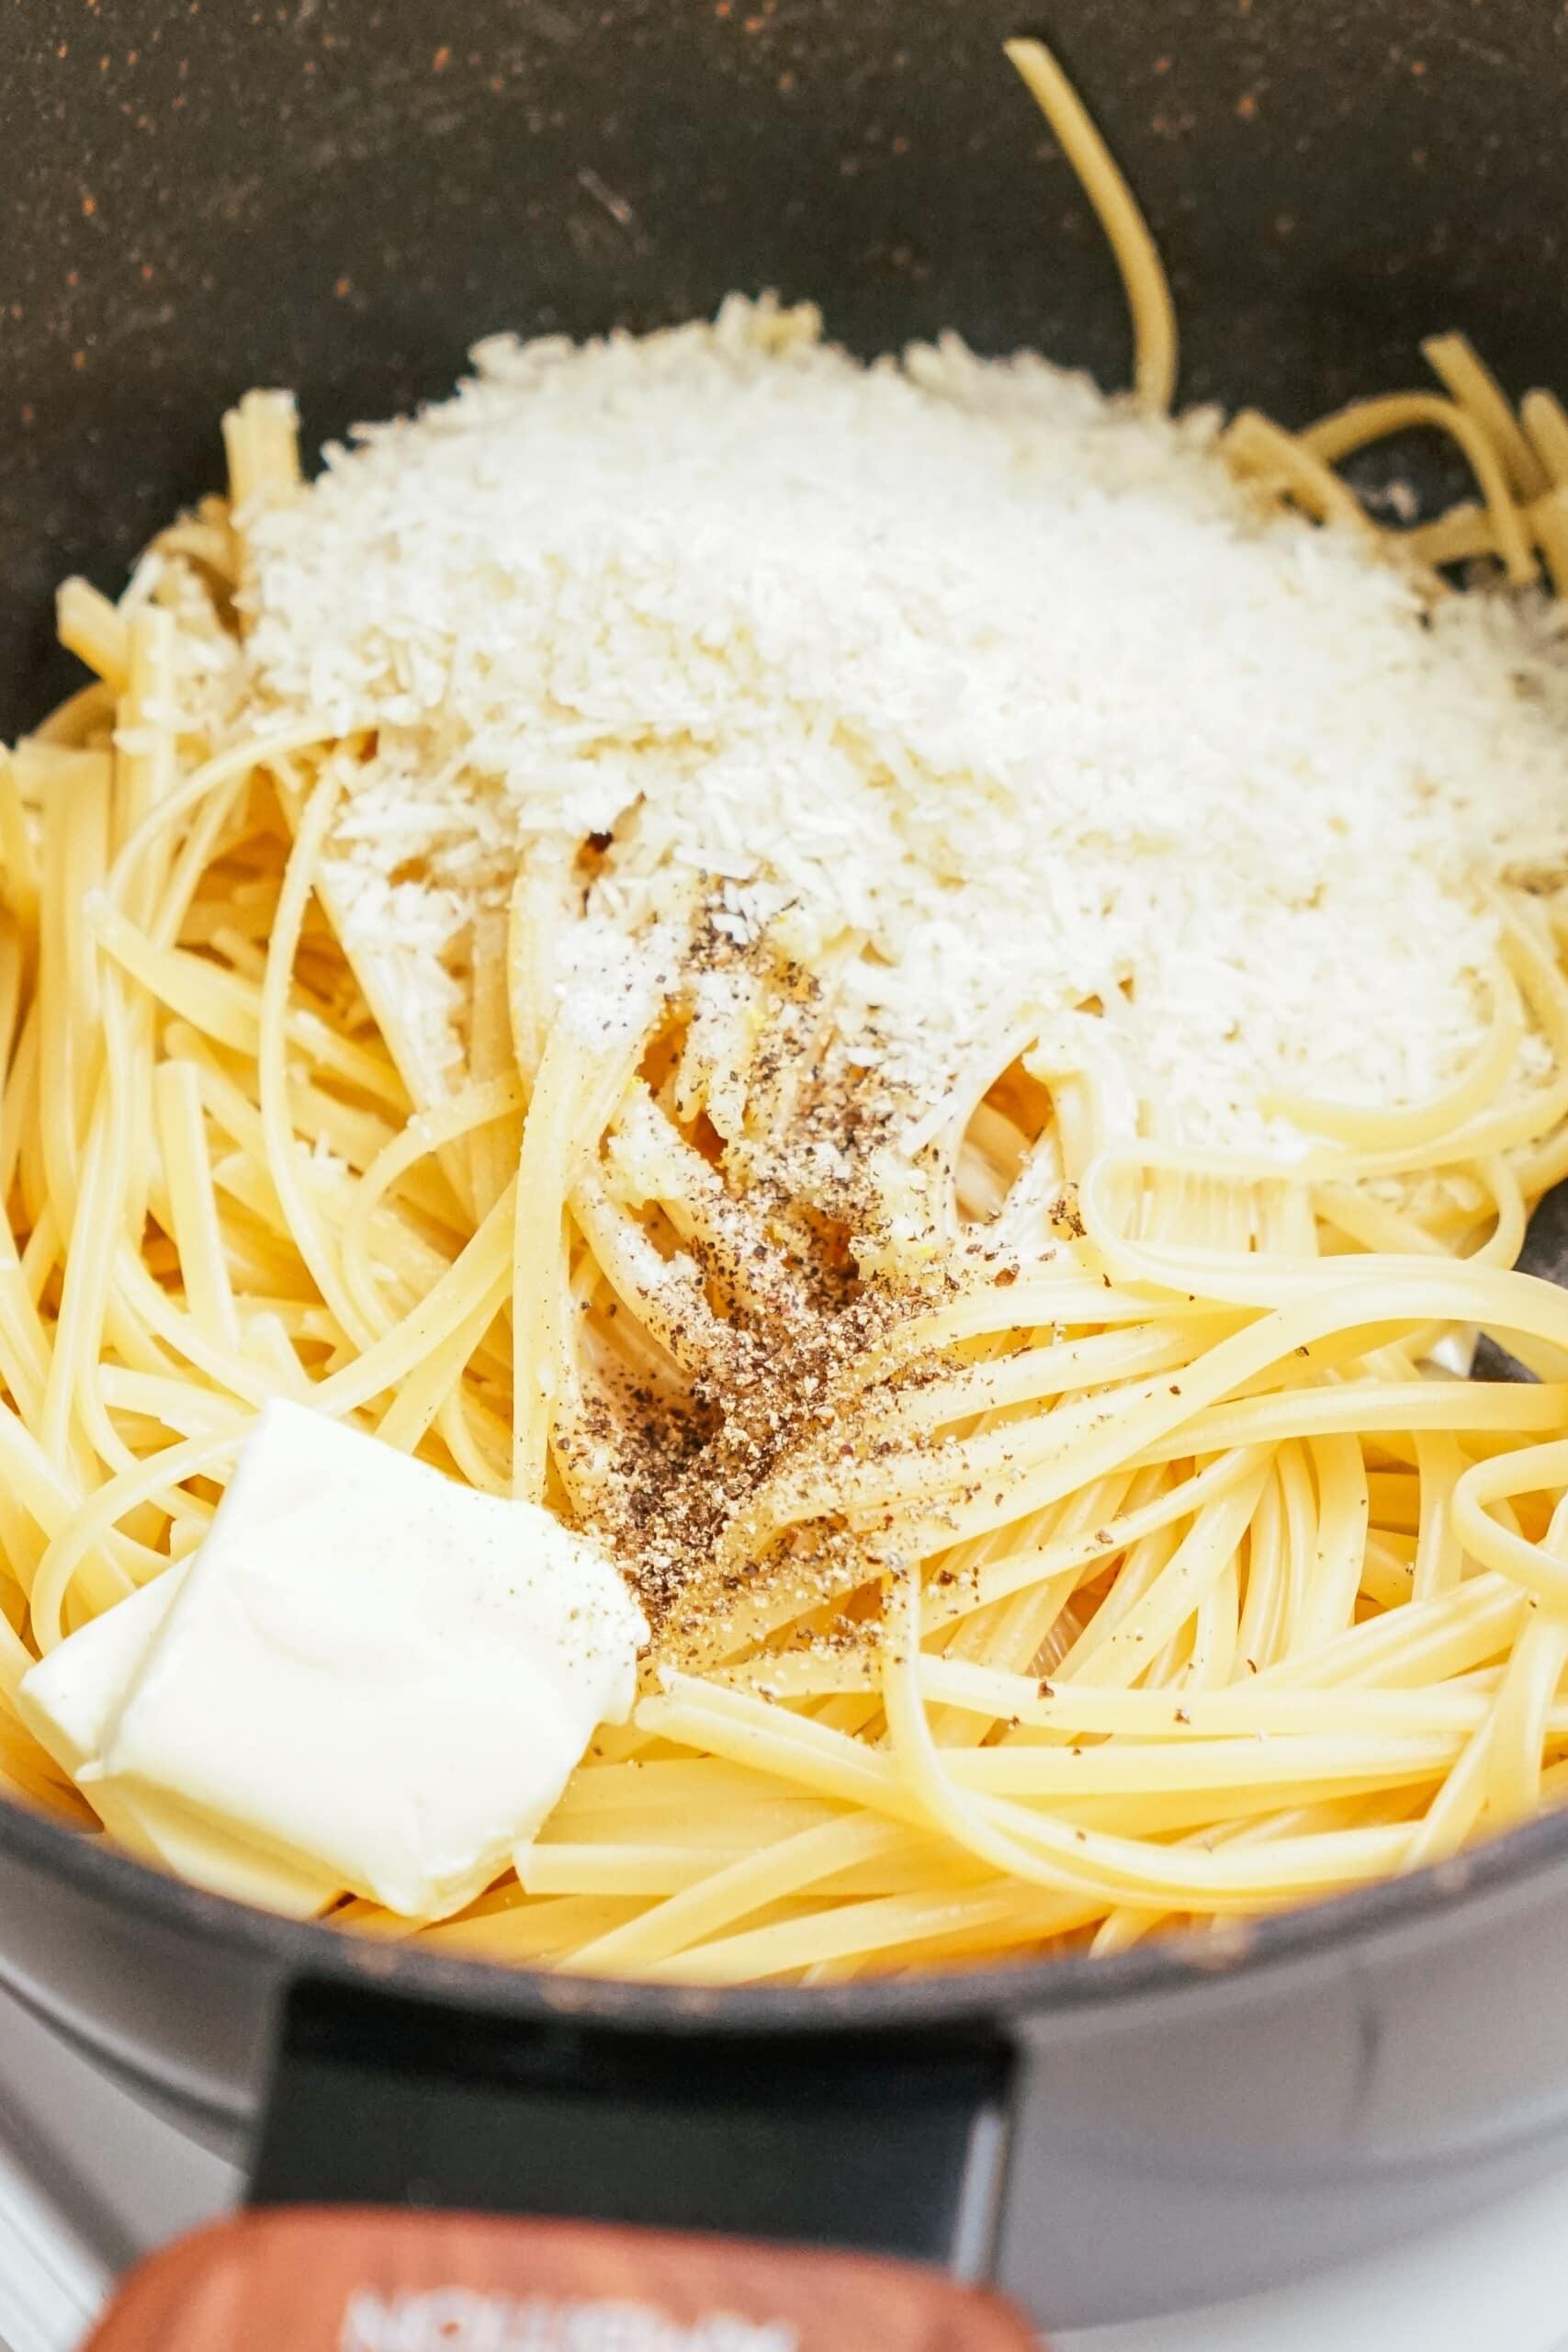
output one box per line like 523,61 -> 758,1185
18,1568 -> 340,1917
18,1570 -> 184,1781
96,1399 -> 648,1921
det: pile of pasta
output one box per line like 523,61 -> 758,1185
3,40 -> 1568,1983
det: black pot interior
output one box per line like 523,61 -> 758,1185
3,0 -> 1568,2013
5,0 -> 1568,736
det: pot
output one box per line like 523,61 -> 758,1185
3,0 -> 1568,2334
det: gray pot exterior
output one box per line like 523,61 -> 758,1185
5,1811 -> 1568,2326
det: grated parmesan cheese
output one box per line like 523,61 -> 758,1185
238,295 -> 1568,1147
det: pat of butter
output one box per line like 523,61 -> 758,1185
18,1569 -> 184,1781
95,1399 -> 648,1921
17,1567 -> 341,1918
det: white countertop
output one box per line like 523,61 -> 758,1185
1061,2165 -> 1568,2352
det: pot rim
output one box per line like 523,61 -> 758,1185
3,1777 -> 1566,2034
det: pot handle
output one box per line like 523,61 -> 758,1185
250,1977 -> 1017,2276
79,1980 -> 1032,2347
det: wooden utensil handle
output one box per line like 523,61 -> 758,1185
83,2207 -> 1043,2350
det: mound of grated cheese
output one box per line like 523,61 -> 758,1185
239,295 -> 1568,1148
